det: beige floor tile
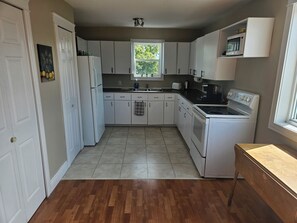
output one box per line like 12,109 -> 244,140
148,164 -> 175,178
129,127 -> 145,133
99,153 -> 124,163
162,131 -> 181,138
107,137 -> 127,145
166,144 -> 188,153
73,153 -> 100,165
93,164 -> 122,178
120,164 -> 147,178
145,132 -> 163,138
146,145 -> 167,153
145,127 -> 161,133
80,146 -> 104,155
125,144 -> 146,153
161,127 -> 178,132
172,164 -> 200,178
112,127 -> 129,132
146,137 -> 165,145
110,132 -> 129,138
164,137 -> 185,145
97,137 -> 108,146
103,144 -> 126,154
169,153 -> 193,164
63,164 -> 96,179
147,153 -> 170,163
123,152 -> 147,164
128,132 -> 145,138
127,137 -> 146,145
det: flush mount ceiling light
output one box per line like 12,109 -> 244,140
133,18 -> 144,27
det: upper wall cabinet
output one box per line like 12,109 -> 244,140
201,30 -> 237,80
88,41 -> 101,57
164,42 -> 177,75
220,17 -> 275,58
189,41 -> 197,76
177,42 -> 190,75
114,41 -> 131,74
76,36 -> 88,53
100,41 -> 115,74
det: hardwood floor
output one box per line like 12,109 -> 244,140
29,179 -> 281,223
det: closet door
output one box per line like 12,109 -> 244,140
0,2 -> 45,221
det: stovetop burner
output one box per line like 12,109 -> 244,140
197,106 -> 245,116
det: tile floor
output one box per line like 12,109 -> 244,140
63,127 -> 200,179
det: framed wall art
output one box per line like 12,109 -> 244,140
37,44 -> 55,82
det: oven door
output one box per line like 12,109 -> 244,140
191,108 -> 209,157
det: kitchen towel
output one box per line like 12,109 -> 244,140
134,101 -> 145,116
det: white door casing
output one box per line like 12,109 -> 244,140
56,26 -> 81,164
0,2 -> 46,222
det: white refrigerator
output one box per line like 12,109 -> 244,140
77,56 -> 105,146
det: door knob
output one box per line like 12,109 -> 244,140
10,137 -> 17,143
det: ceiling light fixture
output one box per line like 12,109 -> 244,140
133,18 -> 144,27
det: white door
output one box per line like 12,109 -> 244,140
57,27 -> 81,164
164,42 -> 177,75
0,2 -> 45,222
104,100 -> 115,124
115,101 -> 132,124
114,41 -> 131,74
148,101 -> 164,125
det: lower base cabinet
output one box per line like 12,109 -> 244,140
164,101 -> 175,124
132,101 -> 148,124
104,100 -> 115,124
148,101 -> 164,125
114,101 -> 131,124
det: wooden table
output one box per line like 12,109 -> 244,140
228,144 -> 297,223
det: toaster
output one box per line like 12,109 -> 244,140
172,82 -> 182,90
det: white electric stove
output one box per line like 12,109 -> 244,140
190,89 -> 260,178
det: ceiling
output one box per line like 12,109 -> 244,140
65,0 -> 252,28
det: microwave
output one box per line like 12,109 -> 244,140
226,33 -> 246,56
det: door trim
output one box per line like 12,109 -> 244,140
53,13 -> 84,165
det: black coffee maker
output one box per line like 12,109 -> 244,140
202,84 -> 222,103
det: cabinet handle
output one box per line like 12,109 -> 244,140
137,96 -> 142,98
10,136 -> 17,143
193,70 -> 196,76
128,102 -> 130,107
201,70 -> 204,77
179,106 -> 181,112
184,113 -> 186,118
120,96 -> 125,98
111,67 -> 114,73
149,103 -> 151,108
154,97 -> 158,99
166,102 -> 168,107
111,102 -> 113,106
189,69 -> 192,75
178,68 -> 180,74
129,68 -> 131,73
165,68 -> 167,74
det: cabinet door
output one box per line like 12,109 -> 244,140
184,112 -> 193,147
104,100 -> 115,124
132,101 -> 148,124
196,36 -> 204,77
148,101 -> 164,125
189,40 -> 197,76
115,41 -> 131,74
88,41 -> 101,57
177,42 -> 190,75
115,101 -> 132,124
177,105 -> 185,135
203,31 -> 219,80
76,36 -> 88,53
164,42 -> 177,75
164,101 -> 175,124
100,41 -> 115,74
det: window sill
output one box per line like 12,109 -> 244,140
269,121 -> 297,142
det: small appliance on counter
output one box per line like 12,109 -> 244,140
202,84 -> 222,103
184,81 -> 189,90
172,82 -> 182,90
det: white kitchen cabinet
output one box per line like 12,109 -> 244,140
148,101 -> 164,125
104,100 -> 115,124
177,42 -> 190,75
132,94 -> 147,125
189,40 -> 197,76
202,30 -> 237,80
87,40 -> 101,57
195,36 -> 204,77
164,101 -> 175,124
100,41 -> 115,74
164,42 -> 177,75
115,41 -> 131,74
77,36 -> 88,53
115,101 -> 131,124
220,17 -> 274,58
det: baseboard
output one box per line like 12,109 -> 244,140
48,161 -> 68,196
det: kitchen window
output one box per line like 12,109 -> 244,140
131,40 -> 164,80
269,1 -> 297,142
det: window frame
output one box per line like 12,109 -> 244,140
269,1 -> 297,142
131,39 -> 164,81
